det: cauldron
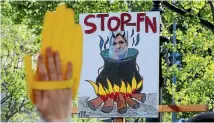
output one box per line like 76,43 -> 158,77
96,48 -> 143,93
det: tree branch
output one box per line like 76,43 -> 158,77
11,100 -> 18,113
1,95 -> 10,104
5,99 -> 29,121
1,82 -> 8,90
2,52 -> 14,70
5,97 -> 13,120
162,1 -> 214,33
208,1 -> 214,22
2,52 -> 9,69
162,1 -> 187,15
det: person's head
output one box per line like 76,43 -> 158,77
112,33 -> 128,53
109,31 -> 128,60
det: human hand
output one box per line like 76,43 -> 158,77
34,47 -> 72,122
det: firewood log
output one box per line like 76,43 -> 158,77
87,96 -> 104,111
132,93 -> 146,103
125,96 -> 140,109
101,97 -> 114,113
115,94 -> 127,114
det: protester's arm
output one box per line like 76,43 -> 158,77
35,47 -> 72,122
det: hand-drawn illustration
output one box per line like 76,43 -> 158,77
109,31 -> 128,60
79,12 -> 160,118
86,31 -> 145,114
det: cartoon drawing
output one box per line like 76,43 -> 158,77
78,12 -> 160,118
109,31 -> 128,60
85,30 -> 146,114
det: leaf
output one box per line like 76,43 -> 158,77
135,33 -> 140,46
98,35 -> 104,51
130,28 -> 134,38
104,36 -> 109,50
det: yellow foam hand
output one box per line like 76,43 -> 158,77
24,4 -> 82,104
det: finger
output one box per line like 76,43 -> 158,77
66,62 -> 72,80
36,55 -> 47,112
54,51 -> 63,80
37,54 -> 49,81
46,47 -> 57,80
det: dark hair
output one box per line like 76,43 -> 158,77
114,33 -> 128,45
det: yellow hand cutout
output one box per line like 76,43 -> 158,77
24,4 -> 82,104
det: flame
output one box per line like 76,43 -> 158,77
87,76 -> 143,97
107,78 -> 114,93
98,83 -> 106,95
120,80 -> 126,93
86,80 -> 98,94
105,88 -> 109,94
113,84 -> 120,92
137,80 -> 142,90
127,83 -> 132,94
131,76 -> 137,91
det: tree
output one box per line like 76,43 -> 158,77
124,1 -> 214,121
1,15 -> 40,121
1,1 -> 128,122
161,1 -> 214,121
1,0 -> 214,122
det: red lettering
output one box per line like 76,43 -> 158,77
84,13 -> 157,34
107,16 -> 120,31
121,13 -> 136,31
145,16 -> 157,33
137,13 -> 146,32
97,14 -> 109,31
84,14 -> 96,34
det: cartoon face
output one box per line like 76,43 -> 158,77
113,35 -> 127,53
109,33 -> 128,60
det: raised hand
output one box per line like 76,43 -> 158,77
35,47 -> 72,122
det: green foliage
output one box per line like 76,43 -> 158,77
127,0 -> 153,12
1,14 -> 40,121
0,0 -> 128,122
1,0 -> 214,122
2,1 -> 128,35
161,1 -> 214,121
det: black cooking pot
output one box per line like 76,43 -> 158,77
96,48 -> 143,93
